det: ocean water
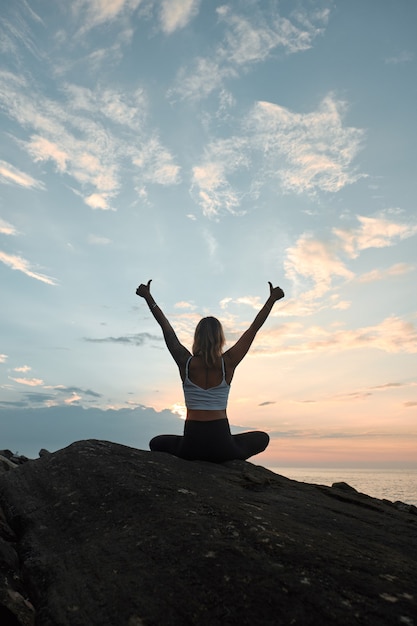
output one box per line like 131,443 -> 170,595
267,467 -> 417,506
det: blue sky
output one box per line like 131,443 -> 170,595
1,0 -> 416,467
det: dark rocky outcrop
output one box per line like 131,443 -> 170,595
0,440 -> 416,625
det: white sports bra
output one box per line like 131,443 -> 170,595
183,357 -> 230,410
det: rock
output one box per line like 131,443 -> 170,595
331,481 -> 358,493
0,455 -> 18,474
0,450 -> 30,468
0,439 -> 416,626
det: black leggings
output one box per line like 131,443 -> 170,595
149,418 -> 269,463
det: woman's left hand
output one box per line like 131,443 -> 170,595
136,279 -> 152,298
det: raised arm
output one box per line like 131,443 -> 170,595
136,280 -> 190,367
224,282 -> 284,368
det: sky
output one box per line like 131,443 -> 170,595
0,0 -> 416,469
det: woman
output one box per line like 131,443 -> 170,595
136,280 -> 285,462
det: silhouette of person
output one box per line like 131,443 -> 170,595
136,280 -> 285,462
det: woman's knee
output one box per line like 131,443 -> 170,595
149,436 -> 160,451
149,434 -> 182,454
233,430 -> 270,457
257,431 -> 270,451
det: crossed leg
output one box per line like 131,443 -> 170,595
149,430 -> 269,462
149,434 -> 182,455
232,431 -> 270,460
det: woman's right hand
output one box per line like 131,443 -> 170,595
136,279 -> 152,298
268,282 -> 285,302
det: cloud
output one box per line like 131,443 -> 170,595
73,0 -> 143,34
303,380 -> 417,405
255,315 -> 417,356
202,228 -> 219,263
88,234 -> 112,245
132,136 -> 181,186
0,354 -> 8,364
159,0 -> 200,34
190,93 -> 365,217
0,250 -> 58,285
216,4 -> 326,63
170,4 -> 329,101
0,218 -> 18,236
0,72 -> 180,211
0,0 -> 45,62
13,365 -> 31,373
190,137 -> 249,217
0,159 -> 44,189
283,214 -> 417,303
84,194 -> 114,210
169,57 -> 232,103
10,377 -> 44,387
334,215 -> 417,258
83,332 -> 162,346
246,95 -> 365,194
268,429 -> 415,440
64,392 -> 82,405
174,301 -> 195,310
0,404 -> 184,458
64,83 -> 148,130
54,386 -> 102,398
385,51 -> 413,65
284,233 -> 353,299
358,262 -> 414,284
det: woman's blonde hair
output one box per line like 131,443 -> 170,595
192,317 -> 225,368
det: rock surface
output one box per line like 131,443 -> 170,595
0,439 -> 416,625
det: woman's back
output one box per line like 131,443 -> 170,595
185,354 -> 232,388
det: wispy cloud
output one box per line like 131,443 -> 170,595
334,215 -> 417,258
0,0 -> 45,62
0,72 -> 180,211
64,392 -> 82,405
0,218 -> 18,236
300,380 -> 417,405
216,4 -> 326,61
201,228 -> 224,273
190,137 -> 249,217
284,214 -> 417,302
284,233 -> 353,299
170,3 -> 329,101
88,234 -> 112,245
10,376 -> 44,386
246,95 -> 365,195
132,136 -> 181,186
0,354 -> 8,364
385,51 -> 413,65
0,251 -> 58,285
159,0 -> 200,34
358,262 -> 414,284
83,332 -> 163,346
174,301 -> 195,310
0,159 -> 44,189
73,0 -> 143,35
268,428 -> 416,440
255,315 -> 417,356
72,0 -> 201,38
190,94 -> 365,217
54,385 -> 102,398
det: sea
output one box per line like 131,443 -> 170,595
266,467 -> 417,506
